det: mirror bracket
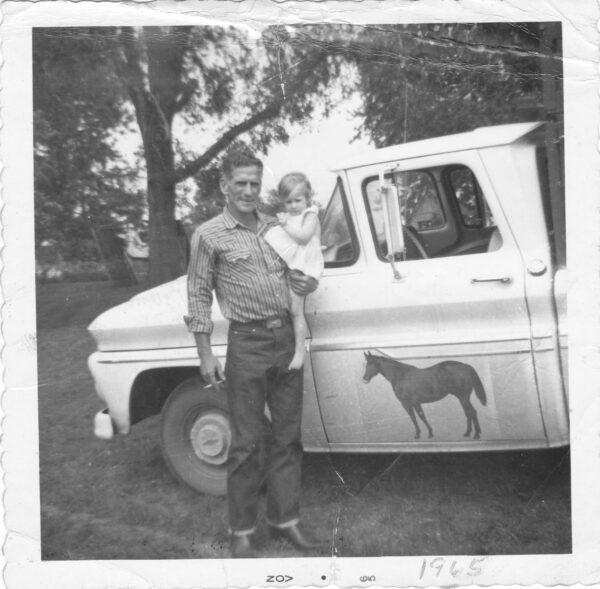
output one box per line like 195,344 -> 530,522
386,254 -> 402,280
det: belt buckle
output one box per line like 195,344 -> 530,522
265,317 -> 282,329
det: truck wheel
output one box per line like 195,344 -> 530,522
160,377 -> 230,496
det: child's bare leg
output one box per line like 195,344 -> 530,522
288,289 -> 307,370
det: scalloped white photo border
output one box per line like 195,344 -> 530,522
1,1 -> 599,588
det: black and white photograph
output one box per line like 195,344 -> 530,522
33,19 -> 571,559
1,1 -> 599,588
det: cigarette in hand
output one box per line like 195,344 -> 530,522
204,379 -> 226,389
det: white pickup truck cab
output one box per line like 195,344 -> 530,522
88,121 -> 568,495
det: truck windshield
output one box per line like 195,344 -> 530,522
363,165 -> 501,260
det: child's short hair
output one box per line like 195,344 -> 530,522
277,172 -> 313,203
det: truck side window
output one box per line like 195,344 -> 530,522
321,178 -> 359,267
363,170 -> 445,260
363,166 -> 501,260
365,171 -> 445,237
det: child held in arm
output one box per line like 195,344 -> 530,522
265,172 -> 324,370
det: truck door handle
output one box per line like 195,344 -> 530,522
471,276 -> 512,284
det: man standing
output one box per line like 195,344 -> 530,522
185,152 -> 321,558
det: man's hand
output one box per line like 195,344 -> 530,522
289,269 -> 318,296
194,332 -> 225,388
200,352 -> 225,388
276,212 -> 289,225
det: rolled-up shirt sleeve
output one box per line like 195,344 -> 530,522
184,228 -> 215,334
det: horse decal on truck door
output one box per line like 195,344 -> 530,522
362,352 -> 487,440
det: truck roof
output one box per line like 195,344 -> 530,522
333,121 -> 543,171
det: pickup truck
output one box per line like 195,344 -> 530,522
88,121 -> 568,496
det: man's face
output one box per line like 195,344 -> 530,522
221,165 -> 262,217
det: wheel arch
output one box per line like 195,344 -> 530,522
130,366 -> 200,426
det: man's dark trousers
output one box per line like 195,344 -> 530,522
225,317 -> 303,533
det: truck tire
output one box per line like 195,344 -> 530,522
160,376 -> 230,496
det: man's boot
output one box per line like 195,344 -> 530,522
269,523 -> 324,551
230,534 -> 257,558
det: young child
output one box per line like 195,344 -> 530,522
265,172 -> 324,370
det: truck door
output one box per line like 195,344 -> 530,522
305,153 -> 547,450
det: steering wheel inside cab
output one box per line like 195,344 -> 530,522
381,226 -> 429,261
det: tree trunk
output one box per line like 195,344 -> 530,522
115,26 -> 329,286
146,179 -> 186,286
144,131 -> 187,287
116,27 -> 189,287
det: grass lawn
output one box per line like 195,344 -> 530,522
37,281 -> 571,559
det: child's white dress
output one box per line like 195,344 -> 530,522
265,205 -> 324,280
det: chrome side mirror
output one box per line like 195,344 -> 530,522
378,169 -> 405,279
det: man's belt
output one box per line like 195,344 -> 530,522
230,314 -> 291,330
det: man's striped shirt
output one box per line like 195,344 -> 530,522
184,207 -> 289,334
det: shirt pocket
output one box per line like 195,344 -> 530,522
224,248 -> 254,283
262,240 -> 286,274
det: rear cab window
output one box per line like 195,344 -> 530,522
447,166 -> 495,228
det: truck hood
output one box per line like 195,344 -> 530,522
87,276 -> 228,351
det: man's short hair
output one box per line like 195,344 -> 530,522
220,151 -> 263,179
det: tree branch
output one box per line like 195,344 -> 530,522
172,100 -> 282,183
172,45 -> 333,184
114,27 -> 171,144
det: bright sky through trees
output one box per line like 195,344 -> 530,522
116,91 -> 371,214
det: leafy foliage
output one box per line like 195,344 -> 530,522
33,28 -> 145,261
33,23 -> 559,283
353,23 -> 556,146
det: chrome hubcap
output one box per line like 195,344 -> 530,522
190,412 -> 231,465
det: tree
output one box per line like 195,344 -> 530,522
35,25 -> 347,284
35,24 -> 557,285
110,25 -> 344,285
33,29 -> 144,263
352,23 -> 555,146
188,167 -> 224,227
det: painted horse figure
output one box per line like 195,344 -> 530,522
362,352 -> 487,440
